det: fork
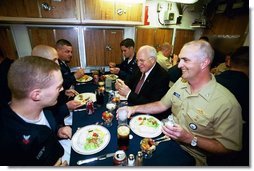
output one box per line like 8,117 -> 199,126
154,135 -> 169,141
155,138 -> 171,146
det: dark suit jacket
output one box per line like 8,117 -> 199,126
125,63 -> 170,120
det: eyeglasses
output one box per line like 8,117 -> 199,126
136,57 -> 153,64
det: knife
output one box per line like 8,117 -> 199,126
77,153 -> 115,165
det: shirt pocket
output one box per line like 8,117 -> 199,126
186,109 -> 210,128
171,94 -> 183,114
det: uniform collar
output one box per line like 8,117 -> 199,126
180,74 -> 217,101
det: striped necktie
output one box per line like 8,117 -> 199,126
134,74 -> 145,94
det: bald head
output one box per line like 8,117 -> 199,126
160,42 -> 172,57
32,45 -> 59,63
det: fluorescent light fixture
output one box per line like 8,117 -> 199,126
166,0 -> 199,4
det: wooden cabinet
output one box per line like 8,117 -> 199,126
82,0 -> 144,24
0,0 -> 39,18
135,28 -> 194,55
28,27 -> 80,67
174,29 -> 194,55
0,0 -> 79,23
135,28 -> 173,51
39,0 -> 78,19
84,29 -> 123,66
0,26 -> 18,60
0,0 -> 144,25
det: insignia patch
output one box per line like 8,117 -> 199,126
189,123 -> 197,130
22,135 -> 31,144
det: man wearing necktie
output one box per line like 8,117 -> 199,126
115,45 -> 170,120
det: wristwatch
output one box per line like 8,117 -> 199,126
191,136 -> 198,147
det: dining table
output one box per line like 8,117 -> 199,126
69,76 -> 195,166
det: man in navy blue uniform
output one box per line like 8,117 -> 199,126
109,38 -> 138,81
0,56 -> 71,166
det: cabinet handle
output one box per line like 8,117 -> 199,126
116,9 -> 126,16
105,45 -> 112,51
41,2 -> 55,11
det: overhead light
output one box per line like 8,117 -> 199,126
166,0 -> 199,4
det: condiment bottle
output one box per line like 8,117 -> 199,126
128,154 -> 135,166
135,151 -> 143,166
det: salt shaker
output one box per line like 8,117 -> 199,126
128,154 -> 135,166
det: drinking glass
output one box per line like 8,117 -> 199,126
102,111 -> 114,127
95,89 -> 104,107
117,124 -> 130,151
140,138 -> 156,159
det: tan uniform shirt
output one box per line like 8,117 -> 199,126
160,75 -> 242,165
156,51 -> 172,71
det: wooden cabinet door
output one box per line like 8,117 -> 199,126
54,28 -> 80,66
84,29 -> 123,66
114,2 -> 143,22
135,28 -> 173,52
135,28 -> 155,51
104,29 -> 123,65
83,0 -> 114,20
0,26 -> 18,60
154,28 -> 173,51
0,0 -> 39,17
28,27 -> 80,67
174,29 -> 194,55
38,0 -> 77,19
84,29 -> 105,66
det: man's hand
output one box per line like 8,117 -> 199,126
115,79 -> 130,97
74,68 -> 85,79
116,106 -> 136,119
109,62 -> 116,68
58,126 -> 72,139
54,158 -> 68,166
65,89 -> 79,98
110,67 -> 120,74
162,124 -> 193,144
66,100 -> 83,110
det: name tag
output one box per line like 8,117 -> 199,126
173,92 -> 180,98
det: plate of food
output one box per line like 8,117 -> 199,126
129,115 -> 163,138
104,74 -> 118,80
71,125 -> 111,155
76,75 -> 93,82
74,93 -> 96,105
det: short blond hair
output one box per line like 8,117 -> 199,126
8,56 -> 60,99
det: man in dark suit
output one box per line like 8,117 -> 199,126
109,38 -> 138,81
115,45 -> 170,120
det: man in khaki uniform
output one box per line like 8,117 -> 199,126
117,40 -> 242,165
156,42 -> 178,71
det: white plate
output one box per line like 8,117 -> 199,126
71,125 -> 111,155
104,74 -> 118,80
74,93 -> 96,105
76,75 -> 93,82
129,115 -> 163,138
